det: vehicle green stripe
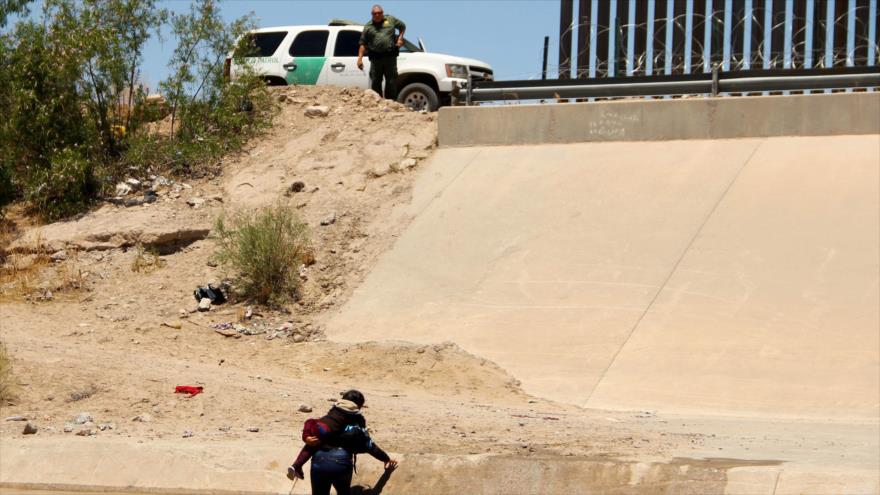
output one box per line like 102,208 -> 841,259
286,57 -> 326,85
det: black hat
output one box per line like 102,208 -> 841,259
341,389 -> 365,408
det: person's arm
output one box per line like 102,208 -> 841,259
395,18 -> 406,47
367,441 -> 397,469
357,44 -> 366,70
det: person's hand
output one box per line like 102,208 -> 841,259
304,435 -> 320,447
357,57 -> 364,70
384,459 -> 398,471
396,37 -> 404,47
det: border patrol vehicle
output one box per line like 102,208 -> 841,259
226,20 -> 493,111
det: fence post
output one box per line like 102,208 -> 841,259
711,65 -> 720,96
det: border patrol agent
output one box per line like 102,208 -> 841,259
357,4 -> 406,100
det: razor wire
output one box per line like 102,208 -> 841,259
554,0 -> 878,79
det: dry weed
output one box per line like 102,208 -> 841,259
131,244 -> 166,273
67,384 -> 99,403
0,341 -> 15,405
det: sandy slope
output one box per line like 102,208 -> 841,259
0,88 -> 877,494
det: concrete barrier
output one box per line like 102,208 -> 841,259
438,92 -> 880,147
3,438 -> 877,495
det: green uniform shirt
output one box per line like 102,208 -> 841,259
359,15 -> 406,56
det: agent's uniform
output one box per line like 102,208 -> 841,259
359,15 -> 406,100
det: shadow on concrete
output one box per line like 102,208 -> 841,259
351,468 -> 395,495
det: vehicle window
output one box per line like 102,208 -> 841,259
248,31 -> 287,57
334,30 -> 361,57
399,38 -> 422,53
290,30 -> 329,57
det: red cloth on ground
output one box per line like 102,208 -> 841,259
174,385 -> 204,397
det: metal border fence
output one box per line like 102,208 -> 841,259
464,0 -> 879,104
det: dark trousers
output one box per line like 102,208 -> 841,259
369,56 -> 398,100
310,448 -> 354,495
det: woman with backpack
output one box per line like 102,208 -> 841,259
292,389 -> 398,495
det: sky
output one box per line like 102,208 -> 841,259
134,0 -> 563,91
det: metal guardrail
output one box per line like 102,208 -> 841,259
464,66 -> 880,104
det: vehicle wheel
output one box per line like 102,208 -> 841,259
397,83 -> 439,111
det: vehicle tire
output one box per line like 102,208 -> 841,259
397,83 -> 439,111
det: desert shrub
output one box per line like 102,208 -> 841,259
0,0 -> 273,220
0,164 -> 13,216
0,341 -> 15,405
213,203 -> 309,305
24,148 -> 98,221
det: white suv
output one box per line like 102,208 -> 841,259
226,21 -> 493,111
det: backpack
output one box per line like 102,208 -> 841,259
338,424 -> 373,454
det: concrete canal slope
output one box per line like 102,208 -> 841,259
327,134 -> 879,420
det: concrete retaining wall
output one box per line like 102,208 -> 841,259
3,438 -> 877,495
438,92 -> 880,147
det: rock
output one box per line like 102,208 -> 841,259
320,212 -> 337,226
132,413 -> 152,423
63,423 -> 75,433
277,93 -> 288,102
244,307 -> 253,320
74,412 -> 93,425
98,423 -> 115,431
198,298 -> 212,312
5,415 -> 27,421
292,334 -> 305,343
51,250 -> 68,262
43,290 -> 53,301
115,182 -> 132,196
288,181 -> 306,193
125,178 -> 141,188
75,428 -> 96,436
398,158 -> 418,170
247,427 -> 260,433
304,105 -> 330,117
182,429 -> 194,438
298,404 -> 313,413
214,327 -> 241,338
186,197 -> 205,208
23,422 -> 38,435
369,163 -> 392,177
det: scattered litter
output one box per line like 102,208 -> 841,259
193,284 -> 226,304
174,385 -> 204,398
161,321 -> 183,329
4,415 -> 27,422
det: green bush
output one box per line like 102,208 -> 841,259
24,148 -> 97,221
0,0 -> 272,220
0,164 -> 13,215
213,204 -> 310,305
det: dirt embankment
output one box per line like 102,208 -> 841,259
0,87 -> 693,491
